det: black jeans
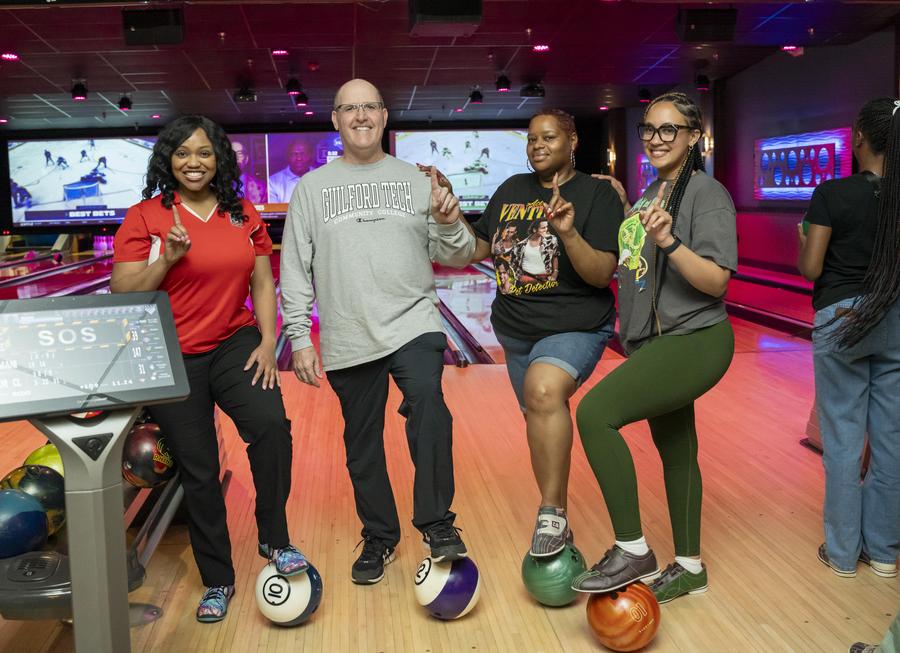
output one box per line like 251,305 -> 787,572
326,332 -> 456,547
149,326 -> 293,586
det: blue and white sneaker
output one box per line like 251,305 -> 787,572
196,585 -> 234,623
259,542 -> 309,576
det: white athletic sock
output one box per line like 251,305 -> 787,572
675,555 -> 703,574
615,537 -> 649,556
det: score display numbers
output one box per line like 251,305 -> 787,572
0,303 -> 175,409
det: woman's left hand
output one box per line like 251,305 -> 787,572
545,172 -> 576,237
244,343 -> 279,389
640,181 -> 674,246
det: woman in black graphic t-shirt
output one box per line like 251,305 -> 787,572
424,109 -> 623,560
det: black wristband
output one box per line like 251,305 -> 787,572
660,237 -> 682,255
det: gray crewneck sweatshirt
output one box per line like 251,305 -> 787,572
280,154 -> 476,371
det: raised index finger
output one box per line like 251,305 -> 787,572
653,181 -> 667,207
551,172 -> 561,198
172,204 -> 183,228
430,166 -> 439,191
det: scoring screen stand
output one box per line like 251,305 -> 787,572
0,292 -> 189,653
29,408 -> 143,653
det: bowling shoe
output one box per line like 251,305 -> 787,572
858,551 -> 898,578
649,562 -> 708,604
571,545 -> 660,593
530,506 -> 570,558
848,644 -> 879,653
818,543 -> 857,578
258,543 -> 310,576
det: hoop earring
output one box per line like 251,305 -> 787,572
527,158 -> 534,172
570,150 -> 576,169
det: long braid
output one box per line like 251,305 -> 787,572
645,92 -> 706,334
836,97 -> 900,347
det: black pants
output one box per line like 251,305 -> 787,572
149,326 -> 293,586
326,332 -> 456,547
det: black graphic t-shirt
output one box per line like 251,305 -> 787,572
472,171 -> 622,341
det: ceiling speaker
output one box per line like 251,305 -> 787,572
676,8 -> 737,43
409,0 -> 482,38
123,9 -> 184,46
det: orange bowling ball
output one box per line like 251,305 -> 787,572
586,582 -> 660,652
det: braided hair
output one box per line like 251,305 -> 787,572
143,115 -> 246,223
836,97 -> 900,347
644,93 -> 706,334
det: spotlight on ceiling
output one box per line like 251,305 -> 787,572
294,91 -> 309,107
638,88 -> 651,104
520,82 -> 545,98
117,95 -> 132,111
233,86 -> 257,103
285,78 -> 302,97
495,74 -> 511,92
71,81 -> 88,101
695,74 -> 710,92
469,88 -> 484,104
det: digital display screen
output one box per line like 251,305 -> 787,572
391,129 -> 529,213
4,131 -> 342,230
0,293 -> 188,421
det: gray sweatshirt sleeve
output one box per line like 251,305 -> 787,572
279,184 -> 316,351
428,216 -> 475,268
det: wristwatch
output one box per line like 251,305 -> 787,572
660,237 -> 682,255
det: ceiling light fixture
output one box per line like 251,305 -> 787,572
469,88 -> 484,104
294,92 -> 308,107
117,95 -> 132,111
71,81 -> 88,101
285,78 -> 302,96
495,74 -> 511,93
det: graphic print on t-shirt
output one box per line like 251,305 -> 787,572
618,194 -> 656,293
320,180 -> 417,225
491,199 -> 560,296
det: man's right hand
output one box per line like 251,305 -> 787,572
292,345 -> 323,388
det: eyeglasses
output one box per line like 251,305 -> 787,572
334,102 -> 384,114
637,123 -> 696,142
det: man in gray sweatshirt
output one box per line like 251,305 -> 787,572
280,78 -> 476,585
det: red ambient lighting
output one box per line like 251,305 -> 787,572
532,44 -> 550,53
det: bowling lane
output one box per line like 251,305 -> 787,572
0,251 -> 101,284
433,263 -> 504,362
0,256 -> 114,300
725,278 -> 814,326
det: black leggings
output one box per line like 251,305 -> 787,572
149,326 -> 293,586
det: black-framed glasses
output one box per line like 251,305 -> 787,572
334,102 -> 385,114
637,123 -> 696,142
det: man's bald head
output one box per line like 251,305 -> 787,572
333,79 -> 384,109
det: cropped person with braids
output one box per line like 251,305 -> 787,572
798,97 -> 900,580
111,115 -> 307,622
571,93 -> 737,603
422,108 -> 622,558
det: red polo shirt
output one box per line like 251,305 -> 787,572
114,195 -> 273,354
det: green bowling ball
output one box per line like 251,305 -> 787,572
24,444 -> 64,478
521,542 -> 586,607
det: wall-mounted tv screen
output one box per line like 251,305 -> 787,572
753,127 -> 852,201
4,131 -> 343,231
390,129 -> 529,213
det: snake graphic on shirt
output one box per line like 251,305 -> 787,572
618,195 -> 656,288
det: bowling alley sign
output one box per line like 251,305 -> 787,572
754,127 -> 852,200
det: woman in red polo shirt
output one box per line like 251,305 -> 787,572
111,115 -> 306,623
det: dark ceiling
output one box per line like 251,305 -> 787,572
0,0 -> 897,131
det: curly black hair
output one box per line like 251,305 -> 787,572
143,115 -> 246,222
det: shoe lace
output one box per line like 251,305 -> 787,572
651,563 -> 679,587
355,537 -> 387,562
426,521 -> 462,543
269,543 -> 301,562
200,585 -> 229,605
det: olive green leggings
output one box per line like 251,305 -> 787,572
575,320 -> 734,556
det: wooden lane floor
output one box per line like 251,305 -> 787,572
0,317 -> 896,652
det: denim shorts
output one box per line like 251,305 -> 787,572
495,321 -> 615,411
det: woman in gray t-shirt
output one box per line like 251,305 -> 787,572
571,93 -> 737,604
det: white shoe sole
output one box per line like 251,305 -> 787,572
351,551 -> 395,585
571,568 -> 661,594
